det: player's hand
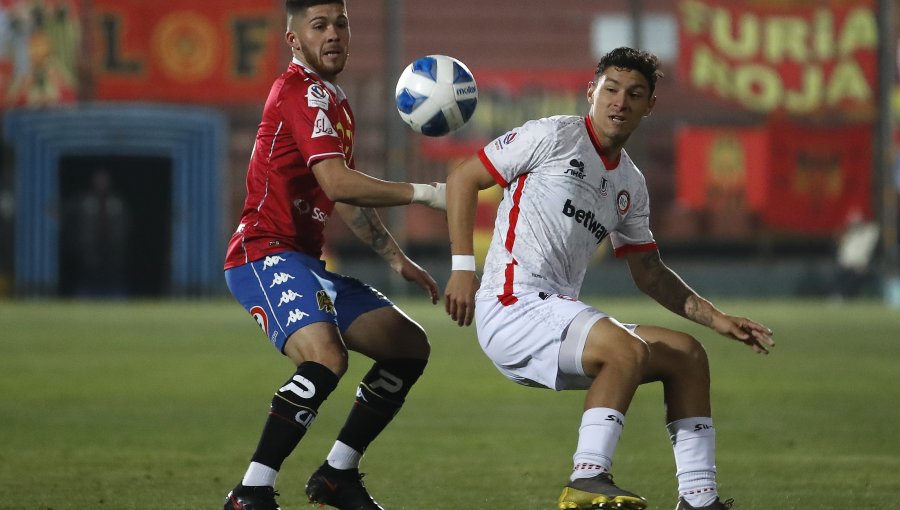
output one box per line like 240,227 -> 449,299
392,256 -> 440,304
444,270 -> 480,326
712,313 -> 775,354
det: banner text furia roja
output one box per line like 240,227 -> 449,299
678,0 -> 878,115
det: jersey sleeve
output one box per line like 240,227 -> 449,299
281,80 -> 346,167
610,173 -> 657,257
478,118 -> 556,187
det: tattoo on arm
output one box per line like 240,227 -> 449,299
349,207 -> 396,259
684,295 -> 714,327
636,251 -> 711,324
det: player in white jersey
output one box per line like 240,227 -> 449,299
444,48 -> 775,510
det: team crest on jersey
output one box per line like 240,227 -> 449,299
316,290 -> 336,314
307,83 -> 330,110
599,177 -> 609,197
250,305 -> 269,335
312,109 -> 337,138
616,190 -> 631,215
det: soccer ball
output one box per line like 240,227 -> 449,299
395,55 -> 478,137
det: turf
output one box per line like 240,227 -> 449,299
1,297 -> 898,509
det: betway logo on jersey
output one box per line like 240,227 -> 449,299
562,199 -> 608,244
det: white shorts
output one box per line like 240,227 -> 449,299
475,292 -> 616,390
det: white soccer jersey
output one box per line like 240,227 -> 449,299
476,115 -> 657,302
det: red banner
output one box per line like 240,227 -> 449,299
676,127 -> 769,213
676,124 -> 872,233
678,0 -> 878,116
765,123 -> 871,232
92,0 -> 281,103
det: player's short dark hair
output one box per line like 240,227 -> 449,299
286,0 -> 344,15
595,47 -> 663,95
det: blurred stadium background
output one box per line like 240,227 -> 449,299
1,0 -> 899,302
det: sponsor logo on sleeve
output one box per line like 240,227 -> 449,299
307,83 -> 330,110
312,109 -> 337,138
492,131 -> 519,151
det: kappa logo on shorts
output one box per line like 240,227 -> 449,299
249,305 -> 269,335
269,272 -> 295,287
262,256 -> 287,270
278,290 -> 303,307
286,308 -> 310,325
316,290 -> 336,314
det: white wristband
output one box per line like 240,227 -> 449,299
452,255 -> 477,271
410,183 -> 447,210
410,183 -> 434,204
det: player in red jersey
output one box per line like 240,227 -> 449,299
222,2 -> 445,509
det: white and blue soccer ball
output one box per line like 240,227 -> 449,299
395,55 -> 478,137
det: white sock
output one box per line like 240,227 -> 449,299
241,461 -> 278,487
570,407 -> 625,481
326,440 -> 362,470
668,417 -> 718,507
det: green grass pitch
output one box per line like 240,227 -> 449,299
1,297 -> 899,509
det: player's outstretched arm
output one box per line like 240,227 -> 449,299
311,157 -> 445,210
444,155 -> 496,326
334,203 -> 439,304
624,249 -> 775,354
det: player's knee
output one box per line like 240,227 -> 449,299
392,320 -> 431,360
681,334 -> 709,372
409,328 -> 431,360
284,336 -> 349,376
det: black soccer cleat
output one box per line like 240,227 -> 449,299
223,483 -> 281,510
305,463 -> 385,510
675,497 -> 734,510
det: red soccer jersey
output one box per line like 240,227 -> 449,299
225,60 -> 355,269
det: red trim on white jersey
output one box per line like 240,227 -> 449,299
584,116 -> 621,170
478,148 -> 509,187
613,242 -> 658,258
497,174 -> 529,305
